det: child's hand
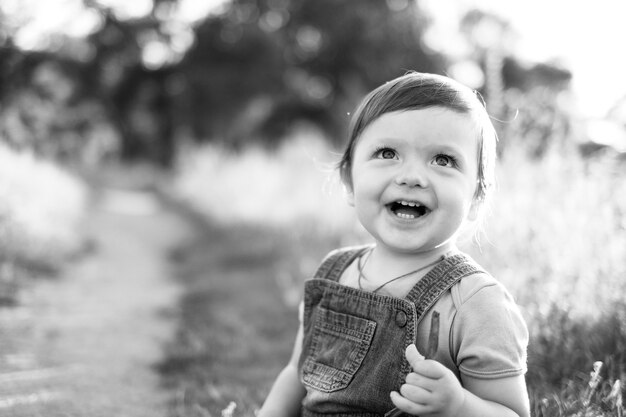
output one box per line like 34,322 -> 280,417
390,344 -> 465,417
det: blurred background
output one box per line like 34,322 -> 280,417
0,0 -> 625,416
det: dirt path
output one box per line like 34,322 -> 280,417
0,187 -> 192,416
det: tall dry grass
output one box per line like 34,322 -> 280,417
462,141 -> 626,416
0,143 -> 88,301
173,129 -> 626,415
466,142 -> 626,317
173,131 -> 357,235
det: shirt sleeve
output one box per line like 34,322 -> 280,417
450,279 -> 529,379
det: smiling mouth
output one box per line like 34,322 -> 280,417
388,200 -> 431,219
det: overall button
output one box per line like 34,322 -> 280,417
395,310 -> 408,327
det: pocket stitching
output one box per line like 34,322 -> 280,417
302,307 -> 376,393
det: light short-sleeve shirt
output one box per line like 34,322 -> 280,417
416,272 -> 528,380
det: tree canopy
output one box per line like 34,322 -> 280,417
0,0 -> 571,165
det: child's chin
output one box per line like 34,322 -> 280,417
378,240 -> 432,254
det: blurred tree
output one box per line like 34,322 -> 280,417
180,0 -> 444,147
459,9 -> 513,119
0,45 -> 120,162
456,8 -> 573,157
82,9 -> 177,165
3,0 -> 521,164
0,1 -> 180,165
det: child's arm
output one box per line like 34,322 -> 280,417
390,344 -> 530,417
257,323 -> 306,417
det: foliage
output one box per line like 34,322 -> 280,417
0,6 -> 176,164
170,121 -> 626,414
182,0 -> 442,145
465,142 -> 626,317
0,0 -> 444,165
527,305 -> 626,416
158,197 -> 341,416
172,128 -> 355,234
498,86 -> 574,156
0,143 -> 88,302
465,134 -> 626,416
0,59 -> 120,164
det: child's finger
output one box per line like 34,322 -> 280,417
405,343 -> 425,370
389,391 -> 427,416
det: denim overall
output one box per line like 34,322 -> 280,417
298,246 -> 484,417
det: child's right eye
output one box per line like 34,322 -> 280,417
374,147 -> 397,159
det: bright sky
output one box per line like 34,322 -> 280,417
479,0 -> 626,118
423,0 -> 626,118
2,0 -> 624,118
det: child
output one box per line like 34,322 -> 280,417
258,72 -> 529,417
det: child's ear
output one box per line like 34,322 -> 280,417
344,184 -> 355,207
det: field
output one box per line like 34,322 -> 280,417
0,144 -> 88,305
2,1 -> 624,415
1,127 -> 625,416
167,128 -> 626,416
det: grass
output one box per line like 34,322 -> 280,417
462,141 -> 626,416
0,143 -> 88,304
172,131 -> 360,240
465,142 -> 626,318
527,304 -> 626,416
156,200 -> 340,416
165,128 -> 626,415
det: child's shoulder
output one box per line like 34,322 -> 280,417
453,271 -> 498,301
449,257 -> 516,310
450,272 -> 517,316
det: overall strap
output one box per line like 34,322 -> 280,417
313,245 -> 372,282
406,253 -> 485,324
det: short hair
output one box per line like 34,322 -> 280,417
338,72 -> 497,205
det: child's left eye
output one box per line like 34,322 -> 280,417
433,155 -> 457,167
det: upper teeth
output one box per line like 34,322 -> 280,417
399,200 -> 420,207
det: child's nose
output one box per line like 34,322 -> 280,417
394,163 -> 428,188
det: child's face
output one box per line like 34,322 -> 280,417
346,107 -> 480,256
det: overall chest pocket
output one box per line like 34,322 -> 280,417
302,306 -> 377,392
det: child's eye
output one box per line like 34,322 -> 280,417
374,147 -> 398,159
433,154 -> 457,167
